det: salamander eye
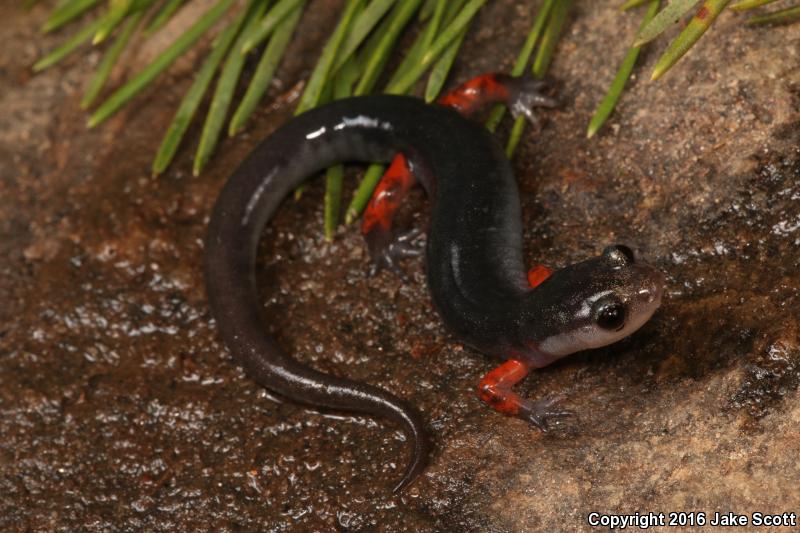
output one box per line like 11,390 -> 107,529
603,244 -> 635,267
593,296 -> 627,331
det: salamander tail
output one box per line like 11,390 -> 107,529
391,400 -> 431,492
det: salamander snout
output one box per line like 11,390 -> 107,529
603,244 -> 635,264
597,244 -> 664,337
617,261 -> 664,329
599,242 -> 663,310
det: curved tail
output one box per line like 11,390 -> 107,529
204,97 -> 447,491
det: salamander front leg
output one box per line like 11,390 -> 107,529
477,359 -> 573,431
438,73 -> 557,128
507,77 -> 558,131
527,265 -> 553,288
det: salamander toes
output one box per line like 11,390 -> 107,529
519,394 -> 574,432
388,229 -> 425,265
509,77 -> 558,130
395,227 -> 423,243
367,248 -> 406,281
365,227 -> 425,281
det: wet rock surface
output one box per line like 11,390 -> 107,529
2,1 -> 799,531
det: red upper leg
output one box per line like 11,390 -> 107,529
477,359 -> 532,415
437,73 -> 511,117
361,154 -> 415,237
527,265 -> 553,288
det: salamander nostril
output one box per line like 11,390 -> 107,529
639,271 -> 665,305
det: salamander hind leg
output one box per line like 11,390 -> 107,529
362,154 -> 424,279
477,359 -> 573,431
365,226 -> 425,279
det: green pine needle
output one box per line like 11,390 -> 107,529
81,10 -> 144,109
418,0 -> 448,54
333,0 -> 397,73
294,0 -> 364,116
41,0 -> 103,33
348,4 -> 395,94
532,0 -> 572,78
587,0 -> 659,138
418,0 -> 437,21
152,2 -> 250,176
34,17 -> 103,72
88,0 -> 235,128
354,0 -> 422,96
93,0 -> 136,44
650,0 -> 732,80
229,2 -> 304,136
747,5 -> 800,25
385,0 -> 487,95
634,0 -> 700,46
240,0 -> 306,54
145,0 -> 185,35
193,0 -> 267,176
621,0 -> 653,11
385,0 -> 451,91
344,164 -> 384,225
730,0 -> 779,11
424,24 -> 466,102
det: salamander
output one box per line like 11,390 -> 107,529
204,74 -> 665,493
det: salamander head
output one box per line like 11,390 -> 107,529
523,245 -> 664,364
